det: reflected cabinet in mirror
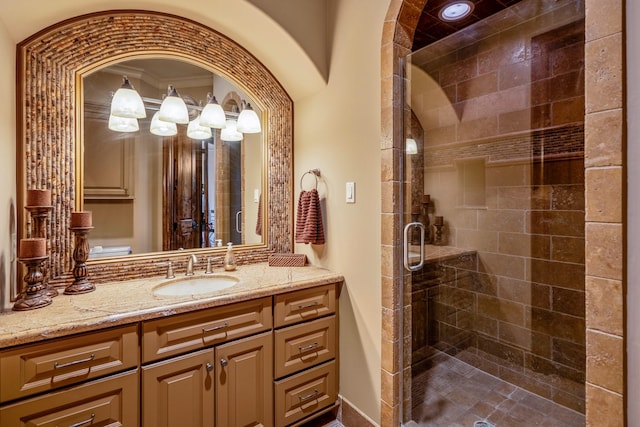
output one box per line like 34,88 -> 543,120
17,11 -> 293,284
83,59 -> 264,255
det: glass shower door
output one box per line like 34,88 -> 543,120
401,0 -> 586,425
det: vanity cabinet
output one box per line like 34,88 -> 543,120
0,280 -> 341,427
273,284 -> 338,426
142,297 -> 274,427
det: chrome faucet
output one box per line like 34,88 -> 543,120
186,254 -> 198,276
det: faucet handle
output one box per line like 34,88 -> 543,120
166,261 -> 175,279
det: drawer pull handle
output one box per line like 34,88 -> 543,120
54,353 -> 95,369
202,322 -> 229,333
298,301 -> 319,310
298,389 -> 319,402
206,362 -> 214,372
57,413 -> 95,427
299,342 -> 319,352
220,358 -> 228,367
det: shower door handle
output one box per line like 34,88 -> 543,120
403,222 -> 425,271
235,210 -> 242,233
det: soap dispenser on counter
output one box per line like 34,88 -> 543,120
224,242 -> 237,271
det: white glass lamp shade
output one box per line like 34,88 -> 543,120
406,138 -> 418,155
236,103 -> 262,133
158,85 -> 189,124
108,114 -> 139,132
150,111 -> 177,136
220,119 -> 243,142
110,77 -> 146,119
187,115 -> 212,140
199,96 -> 227,129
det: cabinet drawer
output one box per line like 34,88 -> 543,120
275,315 -> 336,379
143,297 -> 272,363
0,324 -> 139,403
274,284 -> 336,328
274,360 -> 337,427
0,368 -> 138,426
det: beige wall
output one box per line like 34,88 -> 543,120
292,0 -> 385,421
0,0 -> 385,423
0,18 -> 16,311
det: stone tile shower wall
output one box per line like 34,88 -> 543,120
411,8 -> 586,414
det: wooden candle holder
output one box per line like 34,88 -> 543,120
13,255 -> 51,311
24,205 -> 58,298
65,226 -> 95,295
433,223 -> 444,245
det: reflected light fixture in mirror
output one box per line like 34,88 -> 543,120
221,118 -> 244,141
406,138 -> 418,155
187,113 -> 213,139
108,115 -> 139,132
150,111 -> 178,136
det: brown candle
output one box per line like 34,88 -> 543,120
19,238 -> 47,258
26,189 -> 51,207
71,211 -> 92,228
434,216 -> 444,225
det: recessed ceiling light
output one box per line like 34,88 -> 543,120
439,1 -> 475,22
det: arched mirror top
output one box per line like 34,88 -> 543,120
17,10 -> 293,284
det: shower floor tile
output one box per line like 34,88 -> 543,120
411,352 -> 585,426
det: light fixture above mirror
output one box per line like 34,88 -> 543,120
109,77 -> 263,140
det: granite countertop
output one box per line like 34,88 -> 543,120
0,263 -> 344,349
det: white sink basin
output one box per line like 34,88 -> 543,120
153,275 -> 240,297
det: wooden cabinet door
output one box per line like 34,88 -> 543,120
215,331 -> 273,427
142,348 -> 214,427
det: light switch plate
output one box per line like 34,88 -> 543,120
346,182 -> 355,203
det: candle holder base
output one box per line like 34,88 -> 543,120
44,286 -> 59,298
12,294 -> 52,311
13,255 -> 52,311
64,279 -> 95,295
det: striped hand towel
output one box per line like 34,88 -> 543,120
295,188 -> 325,244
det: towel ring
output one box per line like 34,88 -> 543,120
300,169 -> 321,190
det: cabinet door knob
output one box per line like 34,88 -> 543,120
206,362 -> 213,372
220,358 -> 228,367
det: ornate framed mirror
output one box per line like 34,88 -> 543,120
17,11 -> 293,284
